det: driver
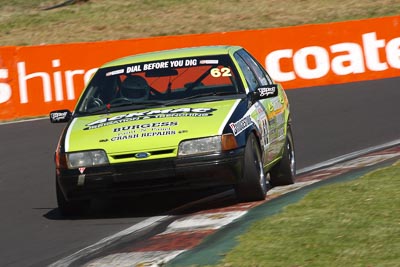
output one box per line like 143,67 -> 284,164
121,75 -> 150,101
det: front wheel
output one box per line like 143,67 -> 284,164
270,126 -> 296,186
235,133 -> 267,202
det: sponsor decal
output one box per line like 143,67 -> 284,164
106,69 -> 124,76
111,134 -> 140,141
110,121 -> 179,142
140,131 -> 175,137
251,102 -> 269,147
113,121 -> 178,132
84,108 -> 215,130
125,59 -> 198,74
255,103 -> 266,118
275,113 -> 285,125
270,98 -> 283,111
111,131 -> 176,141
258,85 -> 277,97
229,115 -> 253,136
200,59 -> 219,64
50,111 -> 69,122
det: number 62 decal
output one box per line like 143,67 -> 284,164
210,67 -> 232,77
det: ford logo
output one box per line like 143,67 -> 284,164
135,152 -> 150,159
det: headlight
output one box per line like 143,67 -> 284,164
178,136 -> 221,156
66,150 -> 109,168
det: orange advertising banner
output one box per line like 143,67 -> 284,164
0,15 -> 399,121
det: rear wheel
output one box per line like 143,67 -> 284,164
56,179 -> 89,216
270,126 -> 296,186
235,133 -> 267,202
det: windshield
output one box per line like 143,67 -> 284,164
75,55 -> 244,115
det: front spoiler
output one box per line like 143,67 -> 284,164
57,148 -> 245,201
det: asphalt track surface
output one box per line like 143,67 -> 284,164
0,77 -> 399,266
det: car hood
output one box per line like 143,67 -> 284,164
65,99 -> 241,161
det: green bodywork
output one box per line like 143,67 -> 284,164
66,100 -> 241,163
67,45 -> 291,167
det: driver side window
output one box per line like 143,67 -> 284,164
234,53 -> 259,92
238,49 -> 273,86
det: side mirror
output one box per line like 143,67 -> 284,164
252,84 -> 278,101
49,109 -> 72,123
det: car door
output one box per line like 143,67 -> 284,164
234,51 -> 270,165
235,49 -> 285,163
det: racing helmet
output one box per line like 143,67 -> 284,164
121,75 -> 150,100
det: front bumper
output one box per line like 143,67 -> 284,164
57,148 -> 245,201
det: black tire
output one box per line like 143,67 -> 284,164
270,126 -> 296,186
235,133 -> 267,202
56,179 -> 88,216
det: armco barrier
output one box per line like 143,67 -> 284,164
0,15 -> 399,121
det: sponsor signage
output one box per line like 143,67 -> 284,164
0,15 -> 399,121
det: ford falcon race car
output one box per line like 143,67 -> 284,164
50,46 -> 295,215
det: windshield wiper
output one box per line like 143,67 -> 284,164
80,106 -> 108,115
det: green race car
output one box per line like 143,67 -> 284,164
50,46 -> 295,215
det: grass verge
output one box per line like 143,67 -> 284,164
214,161 -> 400,267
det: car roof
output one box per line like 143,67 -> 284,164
101,45 -> 243,68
